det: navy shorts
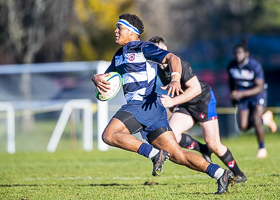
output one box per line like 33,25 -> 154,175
174,90 -> 218,123
113,97 -> 171,143
237,91 -> 267,111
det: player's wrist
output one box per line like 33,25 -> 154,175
171,72 -> 181,77
171,73 -> 181,81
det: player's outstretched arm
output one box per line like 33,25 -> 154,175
91,73 -> 111,93
161,53 -> 184,97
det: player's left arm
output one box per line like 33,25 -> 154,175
161,76 -> 201,108
161,53 -> 184,97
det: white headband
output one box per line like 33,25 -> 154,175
116,19 -> 140,35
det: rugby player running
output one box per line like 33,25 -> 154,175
227,38 -> 277,159
92,13 -> 234,194
149,36 -> 247,184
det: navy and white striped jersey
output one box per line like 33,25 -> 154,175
227,58 -> 265,90
227,58 -> 266,100
106,41 -> 169,102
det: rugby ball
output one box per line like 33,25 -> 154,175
95,72 -> 122,101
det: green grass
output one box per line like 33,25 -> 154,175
1,133 -> 280,199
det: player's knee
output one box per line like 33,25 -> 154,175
102,131 -> 113,145
206,141 -> 217,152
239,123 -> 248,131
102,133 -> 109,145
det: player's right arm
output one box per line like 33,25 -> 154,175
91,73 -> 110,93
91,57 -> 117,93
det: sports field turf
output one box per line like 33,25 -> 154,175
1,132 -> 280,199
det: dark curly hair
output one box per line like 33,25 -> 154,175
234,38 -> 249,52
149,36 -> 165,44
119,13 -> 144,35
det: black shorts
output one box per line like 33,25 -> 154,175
113,111 -> 171,143
174,90 -> 218,123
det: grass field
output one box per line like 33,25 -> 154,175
1,132 -> 280,199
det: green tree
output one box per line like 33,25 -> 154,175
63,0 -> 136,62
253,0 -> 280,33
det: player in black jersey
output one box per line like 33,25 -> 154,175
227,39 -> 277,159
149,36 -> 247,184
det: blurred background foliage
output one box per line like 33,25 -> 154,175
0,0 -> 279,135
0,0 -> 280,107
0,0 -> 280,64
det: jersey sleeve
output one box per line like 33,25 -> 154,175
105,49 -> 120,73
142,42 -> 169,64
105,61 -> 116,73
253,61 -> 264,80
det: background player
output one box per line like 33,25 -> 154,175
149,36 -> 247,184
92,13 -> 234,194
227,38 -> 277,159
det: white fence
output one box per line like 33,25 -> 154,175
0,61 -> 117,153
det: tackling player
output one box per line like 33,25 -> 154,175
227,38 -> 277,159
92,13 -> 233,194
149,36 -> 247,184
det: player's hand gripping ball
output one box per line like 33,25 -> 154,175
95,72 -> 122,101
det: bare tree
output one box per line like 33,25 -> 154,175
0,0 -> 73,131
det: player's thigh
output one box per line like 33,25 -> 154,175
200,119 -> 220,143
168,112 -> 195,142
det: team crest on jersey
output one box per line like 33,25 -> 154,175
199,113 -> 205,119
227,160 -> 235,169
128,53 -> 135,61
187,142 -> 195,150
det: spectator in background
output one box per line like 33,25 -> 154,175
227,38 -> 277,159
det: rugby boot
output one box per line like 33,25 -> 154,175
235,173 -> 247,184
214,170 -> 234,194
151,150 -> 170,176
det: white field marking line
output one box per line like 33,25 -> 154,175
25,174 -> 208,181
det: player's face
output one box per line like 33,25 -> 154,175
115,24 -> 132,46
235,47 -> 248,64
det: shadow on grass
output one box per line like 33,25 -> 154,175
0,181 -> 168,188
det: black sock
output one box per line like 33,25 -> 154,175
219,148 -> 243,176
179,134 -> 209,154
